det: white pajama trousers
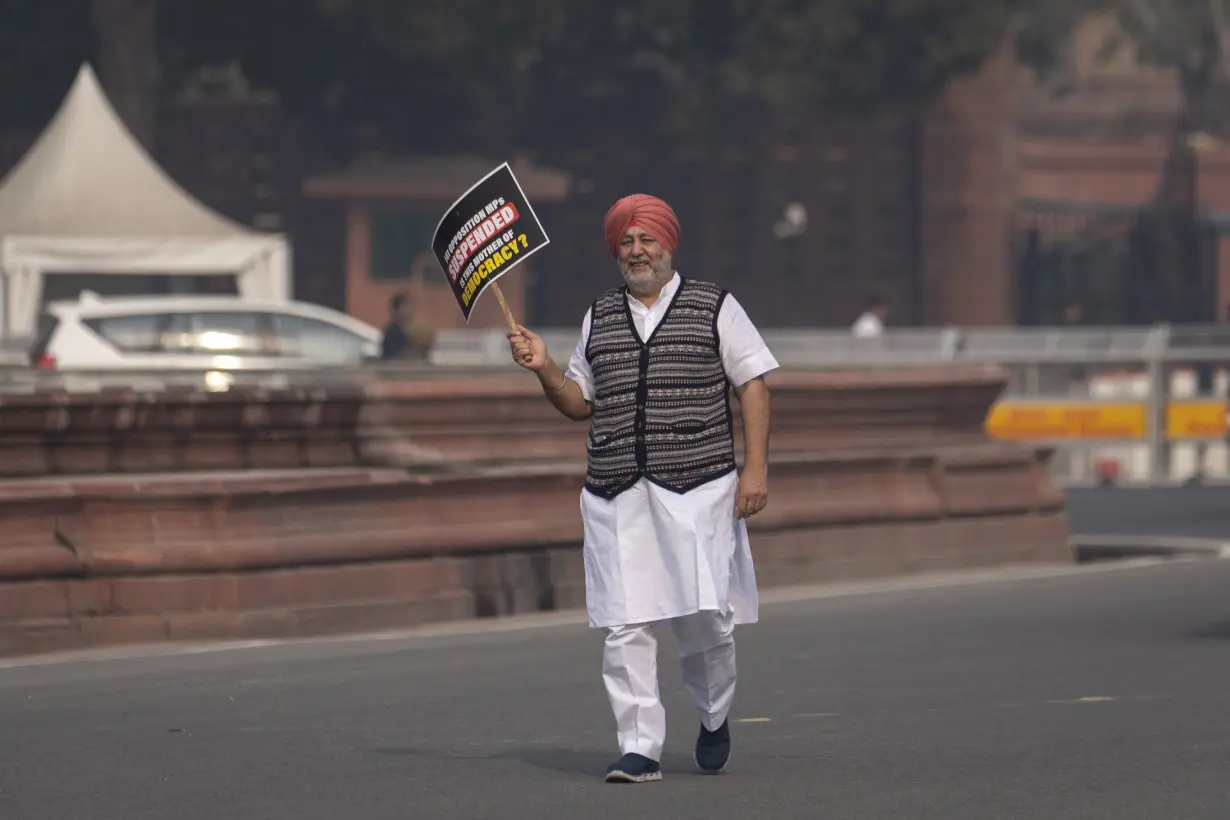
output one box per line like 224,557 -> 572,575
602,608 -> 737,761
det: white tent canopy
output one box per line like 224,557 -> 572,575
0,63 -> 290,338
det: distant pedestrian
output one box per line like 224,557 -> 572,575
852,293 -> 889,338
380,292 -> 434,361
1061,301 -> 1082,326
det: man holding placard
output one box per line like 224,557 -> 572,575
508,194 -> 778,784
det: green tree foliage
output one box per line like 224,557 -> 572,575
1108,0 -> 1230,134
0,0 -> 156,150
0,1 -> 1023,153
725,0 -> 1018,114
0,0 -> 92,131
1013,0 -> 1105,91
1014,0 -> 1230,135
91,0 -> 158,148
163,0 -> 1019,146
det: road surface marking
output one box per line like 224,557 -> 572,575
1047,696 -> 1117,704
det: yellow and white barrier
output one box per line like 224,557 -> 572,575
985,368 -> 1230,482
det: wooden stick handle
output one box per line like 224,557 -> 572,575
491,282 -> 518,333
491,282 -> 532,365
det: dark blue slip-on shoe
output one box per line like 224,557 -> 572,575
694,720 -> 731,773
605,753 -> 663,783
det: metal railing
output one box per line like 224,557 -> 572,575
423,323 -> 1229,488
1,324 -> 1227,488
425,324 -> 1230,369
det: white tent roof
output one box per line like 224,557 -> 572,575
0,64 -> 258,238
0,64 -> 291,339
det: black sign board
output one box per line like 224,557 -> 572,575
430,162 -> 551,322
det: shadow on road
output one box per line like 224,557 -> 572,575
1184,621 -> 1230,640
497,748 -> 614,776
1067,487 -> 1230,539
368,746 -> 613,777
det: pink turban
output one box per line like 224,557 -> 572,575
603,194 -> 680,257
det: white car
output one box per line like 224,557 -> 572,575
29,292 -> 382,372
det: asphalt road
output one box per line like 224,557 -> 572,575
1,560 -> 1229,819
1067,486 -> 1230,539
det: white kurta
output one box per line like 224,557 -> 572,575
566,272 -> 779,629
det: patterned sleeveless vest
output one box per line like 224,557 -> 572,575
583,277 -> 736,499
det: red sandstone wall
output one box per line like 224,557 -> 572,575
0,367 -> 1071,658
917,41 -> 1021,326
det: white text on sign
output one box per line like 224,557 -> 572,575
445,197 -> 507,259
461,233 -> 529,307
448,200 -> 520,282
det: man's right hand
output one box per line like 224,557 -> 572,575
508,324 -> 548,371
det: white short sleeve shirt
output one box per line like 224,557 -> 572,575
564,272 -> 779,400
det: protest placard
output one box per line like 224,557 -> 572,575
430,162 -> 550,325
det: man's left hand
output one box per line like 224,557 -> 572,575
736,466 -> 768,519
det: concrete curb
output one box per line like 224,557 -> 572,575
1071,534 -> 1230,563
0,560 -> 1168,670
